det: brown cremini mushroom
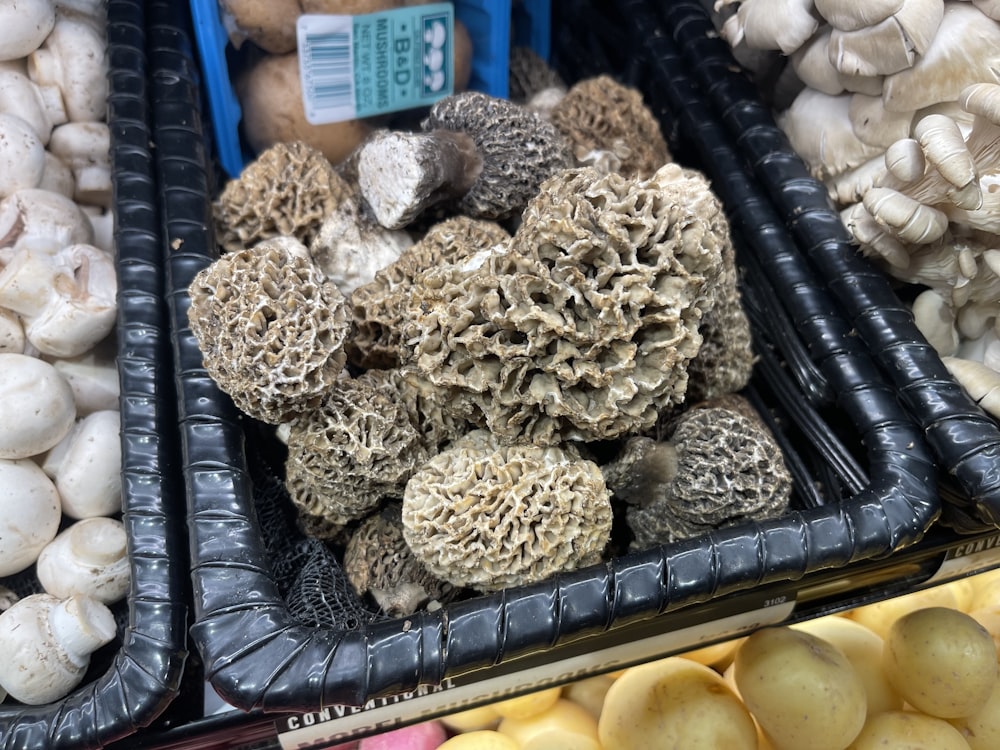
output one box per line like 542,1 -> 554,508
187,235 -> 351,424
548,75 -> 672,179
357,91 -> 573,228
401,433 -> 612,592
604,402 -> 793,550
342,502 -> 456,617
402,163 -> 729,445
213,140 -> 353,254
284,370 -> 430,532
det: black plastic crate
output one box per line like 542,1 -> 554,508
0,2 -> 188,747
156,0 -> 940,715
601,0 -> 1000,534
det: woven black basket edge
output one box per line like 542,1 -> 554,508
635,0 -> 1000,531
156,0 -> 939,714
0,2 -> 189,748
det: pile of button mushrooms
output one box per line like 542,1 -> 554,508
0,0 -> 128,705
712,0 -> 1000,419
190,66 -> 795,618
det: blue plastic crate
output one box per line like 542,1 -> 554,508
188,0 -> 551,177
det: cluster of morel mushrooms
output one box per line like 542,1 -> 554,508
188,62 -> 794,617
714,0 -> 1000,418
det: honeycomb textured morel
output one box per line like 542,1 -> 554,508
348,216 -> 510,369
403,163 -> 729,444
421,91 -> 573,220
612,405 -> 793,549
284,372 -> 431,531
549,75 -> 671,179
213,141 -> 352,253
343,502 -> 456,616
378,366 -> 474,453
187,236 -> 350,424
508,46 -> 566,103
402,441 -> 612,592
685,240 -> 755,403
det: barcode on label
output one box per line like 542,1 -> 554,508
299,18 -> 356,123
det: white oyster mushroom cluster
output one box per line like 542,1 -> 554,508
0,0 -> 128,706
716,0 -> 1000,419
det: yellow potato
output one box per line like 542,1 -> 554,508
681,637 -> 745,671
438,704 -> 501,733
734,626 -> 866,750
883,607 -> 998,718
967,607 -> 1000,661
848,710 -> 972,750
969,572 -> 1000,612
792,614 -> 903,715
437,730 -> 519,750
497,698 -> 599,747
948,677 -> 1000,750
491,686 -> 561,719
946,577 -> 976,612
561,674 -> 615,720
520,729 -> 603,750
599,656 -> 758,750
849,586 -> 961,638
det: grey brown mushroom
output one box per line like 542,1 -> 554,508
356,91 -> 573,229
186,235 -> 351,424
402,434 -> 612,592
507,45 -> 567,106
284,371 -> 430,532
401,163 -> 730,445
212,141 -> 353,254
604,401 -> 793,550
549,75 -> 672,179
343,502 -> 456,617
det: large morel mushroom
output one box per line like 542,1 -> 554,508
186,236 -> 351,424
402,432 -> 612,592
402,163 -> 730,444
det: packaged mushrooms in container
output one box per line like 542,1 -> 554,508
162,0 -> 938,717
0,0 -> 186,746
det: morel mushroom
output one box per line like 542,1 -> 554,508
212,140 -> 353,254
357,91 -> 573,229
548,75 -> 672,179
284,371 -> 430,534
604,402 -> 793,550
402,163 -> 729,445
342,502 -> 455,617
402,435 -> 612,592
187,235 -> 351,424
348,215 -> 511,369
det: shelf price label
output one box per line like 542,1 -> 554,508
297,3 -> 455,124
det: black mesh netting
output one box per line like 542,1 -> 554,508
246,433 -> 389,630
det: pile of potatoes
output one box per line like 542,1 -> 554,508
339,570 -> 1000,749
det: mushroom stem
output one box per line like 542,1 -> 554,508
357,128 -> 484,230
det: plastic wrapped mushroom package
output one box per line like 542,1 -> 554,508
159,0 -> 939,716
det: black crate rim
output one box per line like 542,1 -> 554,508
157,0 -> 940,713
0,2 -> 188,748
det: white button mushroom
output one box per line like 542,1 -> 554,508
0,307 -> 24,352
49,345 -> 121,415
0,112 -> 46,198
0,0 -> 56,62
0,188 -> 95,249
0,68 -> 67,144
0,592 -> 116,705
52,408 -> 122,519
27,8 -> 108,124
0,352 -> 76,459
36,517 -> 130,604
0,236 -> 63,317
47,121 -> 112,207
0,457 -> 62,576
23,242 -> 117,358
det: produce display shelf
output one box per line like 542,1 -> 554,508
146,0 -> 948,741
0,1 -> 189,747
